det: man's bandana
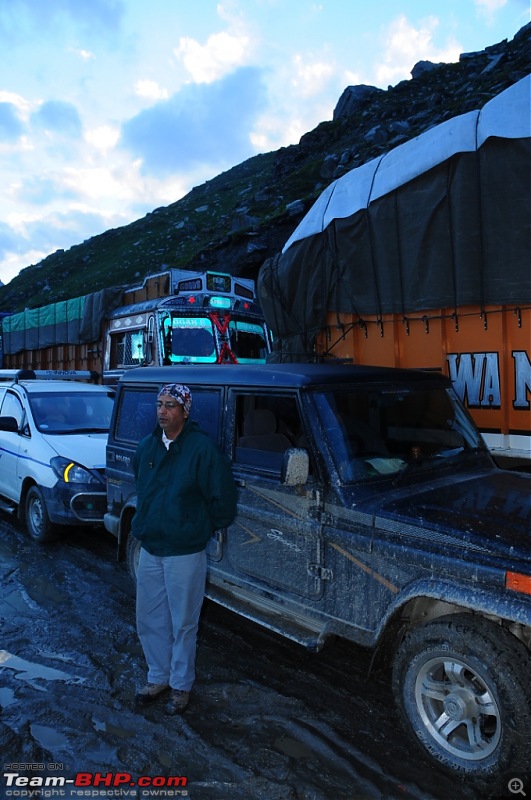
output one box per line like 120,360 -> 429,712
157,383 -> 192,414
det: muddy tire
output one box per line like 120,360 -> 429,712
392,614 -> 531,782
25,485 -> 57,543
125,533 -> 141,584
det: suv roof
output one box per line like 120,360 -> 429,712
117,363 -> 450,389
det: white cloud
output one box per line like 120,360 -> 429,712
0,249 -> 47,284
343,69 -> 364,87
250,108 -> 320,153
249,110 -> 290,151
85,124 -> 120,151
375,15 -> 461,86
134,79 -> 169,101
174,21 -> 253,84
69,46 -> 95,61
291,53 -> 334,97
61,165 -> 135,202
475,0 -> 508,15
0,91 -> 30,115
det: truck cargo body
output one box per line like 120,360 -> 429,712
258,76 -> 531,466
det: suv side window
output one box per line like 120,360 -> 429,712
0,391 -> 25,430
185,388 -> 223,442
115,388 -> 158,444
114,385 -> 223,446
234,393 -> 307,473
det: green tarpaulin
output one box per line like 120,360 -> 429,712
2,288 -> 123,354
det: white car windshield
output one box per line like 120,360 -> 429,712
29,391 -> 115,433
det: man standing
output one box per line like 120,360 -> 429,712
131,383 -> 237,714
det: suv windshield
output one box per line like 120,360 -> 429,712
314,385 -> 484,482
29,391 -> 115,433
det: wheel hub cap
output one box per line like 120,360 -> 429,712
444,689 -> 473,721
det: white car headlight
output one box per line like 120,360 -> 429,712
50,457 -> 102,484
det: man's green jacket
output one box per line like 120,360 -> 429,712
131,419 -> 237,557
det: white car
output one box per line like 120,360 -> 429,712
0,370 -> 115,542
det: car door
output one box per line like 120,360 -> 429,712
0,389 -> 27,502
227,390 -> 325,600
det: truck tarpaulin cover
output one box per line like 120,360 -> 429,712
258,75 -> 531,360
2,287 -> 123,354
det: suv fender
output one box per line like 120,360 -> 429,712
370,577 -> 531,671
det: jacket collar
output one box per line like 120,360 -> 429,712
153,416 -> 196,444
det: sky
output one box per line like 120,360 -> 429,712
0,0 -> 528,287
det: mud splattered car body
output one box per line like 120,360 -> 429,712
104,363 -> 531,785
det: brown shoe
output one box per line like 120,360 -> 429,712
135,682 -> 170,705
165,689 -> 189,715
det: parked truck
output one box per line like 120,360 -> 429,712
258,75 -> 531,469
1,269 -> 272,382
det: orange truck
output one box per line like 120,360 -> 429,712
258,76 -> 530,468
1,269 -> 271,383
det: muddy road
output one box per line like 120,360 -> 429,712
0,518 -> 490,800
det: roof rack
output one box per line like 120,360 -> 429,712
0,369 -> 100,383
0,369 -> 37,382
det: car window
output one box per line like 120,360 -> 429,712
114,386 -> 222,446
0,391 -> 24,428
29,391 -> 115,433
233,393 -> 307,473
115,388 -> 158,444
189,389 -> 223,442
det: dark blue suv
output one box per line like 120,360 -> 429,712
104,363 -> 531,786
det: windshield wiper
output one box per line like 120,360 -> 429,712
66,427 -> 109,434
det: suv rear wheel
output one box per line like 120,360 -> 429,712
392,614 -> 531,781
25,485 -> 57,543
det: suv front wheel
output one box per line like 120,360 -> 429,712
25,485 -> 57,543
126,533 -> 141,583
392,614 -> 531,782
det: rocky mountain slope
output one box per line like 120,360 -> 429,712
1,23 -> 529,314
